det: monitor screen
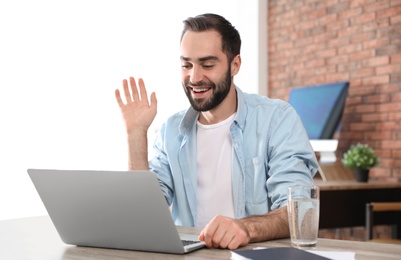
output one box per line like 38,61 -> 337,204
288,82 -> 349,140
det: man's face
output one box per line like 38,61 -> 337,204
180,30 -> 232,112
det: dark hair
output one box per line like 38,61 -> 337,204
181,13 -> 241,63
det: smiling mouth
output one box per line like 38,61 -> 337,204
192,87 -> 210,93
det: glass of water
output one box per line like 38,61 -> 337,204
287,185 -> 320,248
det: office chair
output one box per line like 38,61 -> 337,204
365,202 -> 401,244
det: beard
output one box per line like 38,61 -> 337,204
182,67 -> 232,112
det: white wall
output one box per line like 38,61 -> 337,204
0,0 -> 266,220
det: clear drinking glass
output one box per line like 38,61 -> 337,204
287,185 -> 320,248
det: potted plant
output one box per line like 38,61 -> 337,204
342,143 -> 379,182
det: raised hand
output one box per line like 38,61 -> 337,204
115,77 -> 157,134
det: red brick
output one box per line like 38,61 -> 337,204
313,31 -> 337,43
351,12 -> 376,25
349,50 -> 375,61
391,92 -> 401,102
275,41 -> 294,50
319,13 -> 338,25
378,102 -> 401,112
307,8 -> 327,19
376,63 -> 401,75
351,67 -> 375,78
349,79 -> 363,88
378,83 -> 400,92
326,72 -> 350,83
355,104 -> 377,113
365,94 -> 390,103
338,26 -> 362,37
363,38 -> 390,49
363,56 -> 390,67
316,48 -> 337,58
391,73 -> 401,82
303,43 -> 325,54
350,0 -> 376,8
378,158 -> 396,168
327,37 -> 350,47
346,95 -> 363,105
339,7 -> 363,20
377,6 -> 401,19
305,59 -> 326,68
295,20 -> 314,31
314,65 -> 337,75
350,122 -> 376,131
376,148 -> 392,157
362,112 -> 389,121
338,61 -> 362,72
348,85 -> 376,95
338,43 -> 362,54
351,31 -> 377,43
381,140 -> 401,149
391,0 -> 401,7
327,54 -> 349,65
389,111 -> 401,120
392,149 -> 401,158
363,0 -> 390,12
303,76 -> 326,86
378,25 -> 401,39
370,167 -> 392,177
362,75 -> 390,85
391,14 -> 401,24
376,122 -> 399,130
390,53 -> 401,64
377,17 -> 391,28
366,131 -> 393,139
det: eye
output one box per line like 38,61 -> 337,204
181,63 -> 192,69
202,64 -> 214,69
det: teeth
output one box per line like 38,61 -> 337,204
193,88 -> 208,93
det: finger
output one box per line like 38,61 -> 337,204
198,231 -> 205,242
122,79 -> 132,103
200,225 -> 216,248
217,230 -> 234,249
129,77 -> 140,101
150,92 -> 157,112
201,217 -> 223,248
211,223 -> 230,248
115,89 -> 125,108
227,226 -> 250,250
138,78 -> 149,104
227,238 -> 243,250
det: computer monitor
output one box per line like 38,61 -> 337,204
288,82 -> 349,140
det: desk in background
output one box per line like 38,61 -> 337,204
1,216 -> 400,259
316,180 -> 401,239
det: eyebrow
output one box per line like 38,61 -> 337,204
180,55 -> 220,62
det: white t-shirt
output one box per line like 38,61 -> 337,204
196,113 -> 236,228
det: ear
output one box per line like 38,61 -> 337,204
231,54 -> 241,76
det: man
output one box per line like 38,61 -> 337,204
115,13 -> 318,250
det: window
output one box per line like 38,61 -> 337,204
0,0 -> 266,219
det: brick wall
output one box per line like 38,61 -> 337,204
268,0 -> 401,182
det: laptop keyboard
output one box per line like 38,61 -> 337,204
182,240 -> 199,246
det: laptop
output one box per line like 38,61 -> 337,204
27,169 -> 205,254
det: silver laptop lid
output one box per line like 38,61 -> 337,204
27,169 -> 204,254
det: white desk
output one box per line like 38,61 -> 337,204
1,216 -> 400,259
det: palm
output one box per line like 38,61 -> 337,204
115,77 -> 157,133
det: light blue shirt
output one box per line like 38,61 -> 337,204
149,87 -> 318,227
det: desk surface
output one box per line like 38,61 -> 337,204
1,216 -> 400,259
315,180 -> 401,191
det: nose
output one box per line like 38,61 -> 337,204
189,66 -> 203,85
